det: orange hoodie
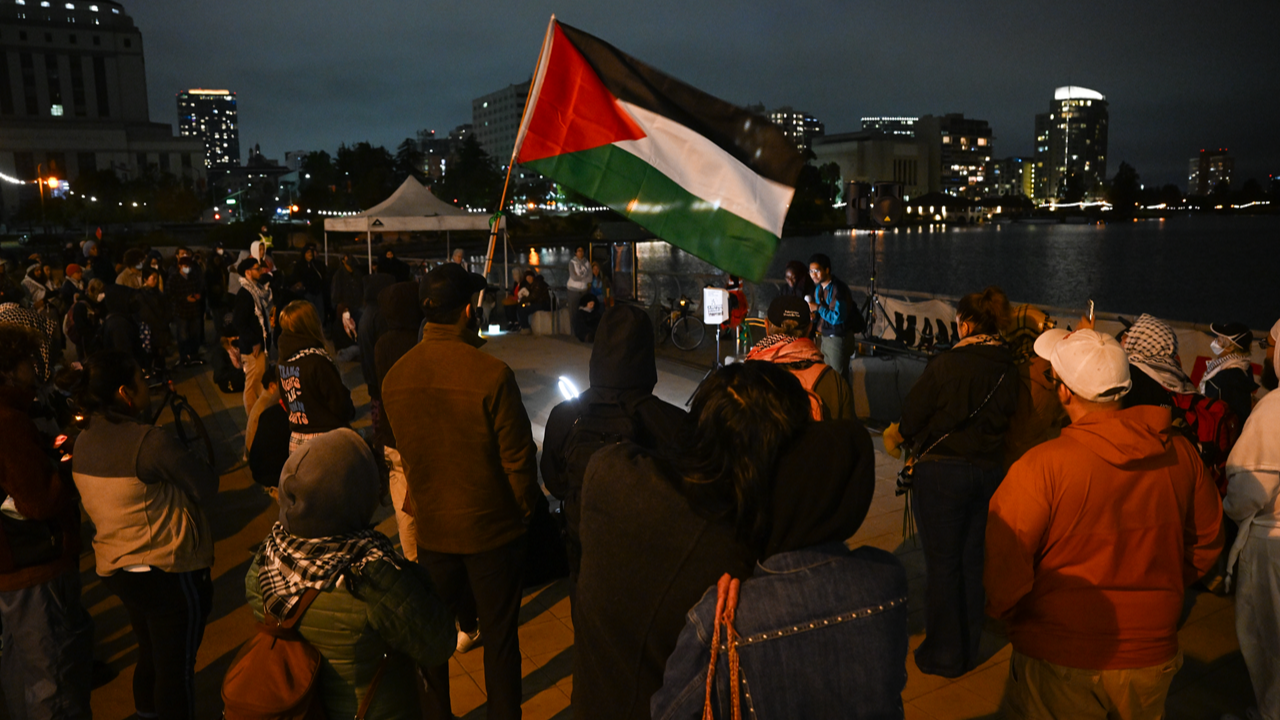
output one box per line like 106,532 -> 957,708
985,405 -> 1223,670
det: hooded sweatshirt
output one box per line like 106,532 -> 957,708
540,305 -> 689,503
373,282 -> 423,448
357,273 -> 397,401
277,332 -> 355,434
986,405 -> 1223,670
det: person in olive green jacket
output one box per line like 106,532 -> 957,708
245,428 -> 454,718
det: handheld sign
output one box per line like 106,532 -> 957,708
703,287 -> 729,325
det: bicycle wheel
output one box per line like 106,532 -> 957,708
671,316 -> 705,350
171,398 -> 215,468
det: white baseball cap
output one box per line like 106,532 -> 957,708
1034,328 -> 1131,402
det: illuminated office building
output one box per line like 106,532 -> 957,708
177,89 -> 240,168
1187,148 -> 1232,195
767,107 -> 825,151
0,0 -> 205,218
1033,86 -> 1109,200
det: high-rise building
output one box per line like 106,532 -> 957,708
0,0 -> 205,217
177,89 -> 240,168
988,157 -> 1034,197
473,81 -> 530,162
767,107 -> 824,151
1188,148 -> 1233,195
916,114 -> 994,197
1033,86 -> 1109,200
861,117 -> 918,137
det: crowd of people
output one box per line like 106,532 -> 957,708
1,236 -> 1278,720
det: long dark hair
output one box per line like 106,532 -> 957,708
667,361 -> 811,550
69,350 -> 140,423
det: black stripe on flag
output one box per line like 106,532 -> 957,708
558,22 -> 805,190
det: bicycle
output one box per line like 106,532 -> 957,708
656,295 -> 706,350
146,370 -> 215,468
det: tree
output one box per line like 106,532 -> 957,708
433,135 -> 504,211
394,138 -> 425,182
1108,162 -> 1140,212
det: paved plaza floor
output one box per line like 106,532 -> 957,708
8,333 -> 1254,719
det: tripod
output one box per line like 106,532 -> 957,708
860,231 -> 892,341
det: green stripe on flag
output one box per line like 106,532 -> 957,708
526,145 -> 779,281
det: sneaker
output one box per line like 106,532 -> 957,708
456,627 -> 481,654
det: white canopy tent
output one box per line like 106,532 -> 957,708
321,176 -> 505,269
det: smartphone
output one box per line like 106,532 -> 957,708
1087,300 -> 1095,323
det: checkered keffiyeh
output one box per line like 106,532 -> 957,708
1122,313 -> 1194,392
258,522 -> 398,620
0,302 -> 57,382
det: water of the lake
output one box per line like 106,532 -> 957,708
515,214 -> 1279,330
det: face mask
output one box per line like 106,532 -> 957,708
1209,338 -> 1225,356
136,263 -> 144,270
181,267 -> 190,276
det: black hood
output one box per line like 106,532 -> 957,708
379,281 -> 422,332
103,284 -> 134,315
589,305 -> 658,392
363,272 -> 396,306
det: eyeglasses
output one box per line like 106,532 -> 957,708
1042,367 -> 1064,389
808,268 -> 821,275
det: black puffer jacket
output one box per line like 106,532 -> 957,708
277,332 -> 355,434
899,341 -> 1018,467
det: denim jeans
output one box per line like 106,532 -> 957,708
911,458 -> 1003,677
0,568 -> 94,720
175,314 -> 202,361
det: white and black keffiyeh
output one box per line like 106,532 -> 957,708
257,522 -> 398,620
239,274 -> 274,348
1200,352 -> 1253,393
0,302 -> 56,381
1122,314 -> 1195,393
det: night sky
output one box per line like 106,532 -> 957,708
131,0 -> 1279,190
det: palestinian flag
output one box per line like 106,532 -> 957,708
514,18 -> 805,281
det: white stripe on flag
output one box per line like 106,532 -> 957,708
614,101 -> 794,237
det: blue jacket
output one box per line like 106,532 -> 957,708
814,277 -> 860,337
652,542 -> 908,719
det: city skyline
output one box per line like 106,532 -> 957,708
128,0 -> 1279,190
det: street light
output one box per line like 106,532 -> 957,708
35,163 -> 59,236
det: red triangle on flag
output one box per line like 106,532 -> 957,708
517,24 -> 646,164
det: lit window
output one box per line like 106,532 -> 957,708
51,104 -> 63,116
89,3 -> 97,8
41,1 -> 50,6
16,0 -> 25,5
65,2 -> 74,8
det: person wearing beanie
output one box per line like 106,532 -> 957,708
744,294 -> 855,420
60,262 -> 85,307
380,263 -> 540,720
1222,317 -> 1280,720
1201,321 -> 1258,424
541,304 -> 690,593
81,238 -> 115,287
653,418 -> 906,719
246,428 -> 454,719
986,328 -> 1223,718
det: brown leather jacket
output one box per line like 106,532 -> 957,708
381,323 -> 539,554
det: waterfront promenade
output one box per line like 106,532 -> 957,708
31,334 -> 1255,719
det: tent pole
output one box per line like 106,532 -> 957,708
323,232 -> 329,265
367,230 -> 372,272
446,230 -> 450,259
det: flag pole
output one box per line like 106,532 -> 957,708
478,14 -> 556,329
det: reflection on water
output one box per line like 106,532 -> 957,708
513,215 -> 1280,329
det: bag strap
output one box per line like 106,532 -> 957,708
275,587 -> 322,631
913,370 -> 1009,460
356,654 -> 392,720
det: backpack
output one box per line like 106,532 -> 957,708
559,398 -> 648,542
790,362 -> 832,421
1170,392 -> 1241,495
222,587 -> 326,720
